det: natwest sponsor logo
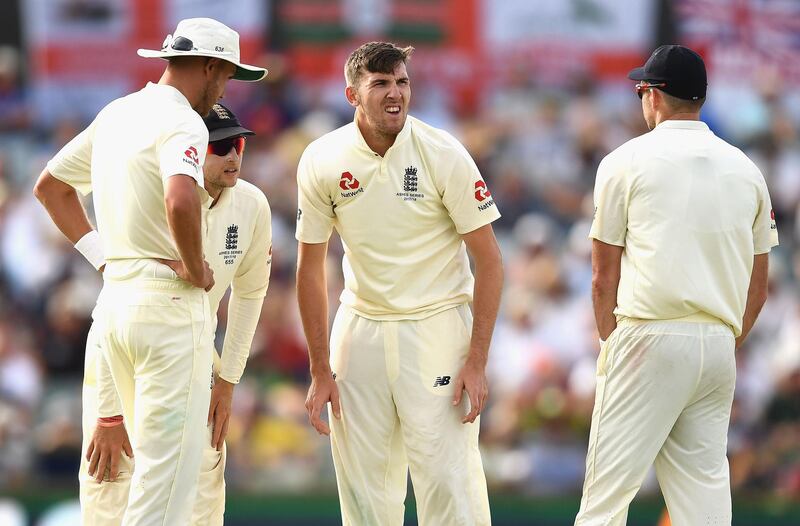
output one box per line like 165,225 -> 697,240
339,172 -> 360,190
182,145 -> 200,171
475,180 -> 495,211
474,180 -> 491,202
185,146 -> 199,164
339,171 -> 364,198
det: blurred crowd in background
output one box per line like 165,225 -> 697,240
0,1 -> 799,519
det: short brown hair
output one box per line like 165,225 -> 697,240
344,42 -> 414,87
661,90 -> 705,112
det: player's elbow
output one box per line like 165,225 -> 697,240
33,170 -> 53,203
33,170 -> 68,207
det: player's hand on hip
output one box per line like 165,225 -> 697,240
208,376 -> 234,451
199,260 -> 215,291
86,421 -> 133,483
157,258 -> 215,291
305,370 -> 341,436
453,357 -> 489,424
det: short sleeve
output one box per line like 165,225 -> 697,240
158,116 -> 208,185
295,148 -> 335,243
753,174 -> 779,254
439,143 -> 501,235
46,121 -> 96,196
589,153 -> 629,246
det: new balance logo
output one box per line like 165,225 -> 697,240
433,376 -> 451,387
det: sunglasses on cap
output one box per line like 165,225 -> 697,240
635,81 -> 666,99
163,35 -> 197,52
207,136 -> 246,157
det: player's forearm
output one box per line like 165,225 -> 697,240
736,253 -> 769,348
467,255 -> 503,368
591,240 -> 623,340
219,294 -> 264,384
297,268 -> 331,377
592,280 -> 618,340
96,344 -> 124,418
33,170 -> 94,243
164,175 -> 205,280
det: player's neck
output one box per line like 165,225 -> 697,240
158,69 -> 201,110
655,111 -> 701,126
206,183 -> 223,207
356,114 -> 397,157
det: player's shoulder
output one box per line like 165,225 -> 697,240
598,134 -> 643,172
233,179 -> 270,211
408,115 -> 465,154
712,135 -> 760,169
303,121 -> 357,157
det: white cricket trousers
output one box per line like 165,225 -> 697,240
79,324 -> 227,526
82,264 -> 216,526
328,304 -> 491,526
575,315 -> 736,526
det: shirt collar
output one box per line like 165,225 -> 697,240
655,119 -> 710,131
209,185 -> 233,210
352,113 -> 413,156
144,82 -> 193,109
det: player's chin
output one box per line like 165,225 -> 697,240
382,115 -> 406,134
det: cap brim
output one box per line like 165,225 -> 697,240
233,63 -> 267,82
209,126 -> 255,142
627,66 -> 647,80
137,49 -> 268,82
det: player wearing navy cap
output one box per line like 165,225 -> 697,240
575,45 -> 778,525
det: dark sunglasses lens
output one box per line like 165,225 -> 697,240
171,36 -> 194,51
208,136 -> 245,156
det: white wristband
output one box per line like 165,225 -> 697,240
74,230 -> 106,270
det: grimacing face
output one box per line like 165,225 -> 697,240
204,137 -> 243,192
351,62 -> 411,138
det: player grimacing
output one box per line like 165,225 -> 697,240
296,42 -> 503,525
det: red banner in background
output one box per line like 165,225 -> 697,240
677,0 -> 800,84
23,0 -> 663,124
279,0 -> 657,113
23,0 -> 266,127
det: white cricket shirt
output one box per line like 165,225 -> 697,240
47,83 -> 209,265
205,179 -> 272,383
590,120 -> 779,336
296,115 -> 501,320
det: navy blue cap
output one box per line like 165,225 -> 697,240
628,45 -> 707,101
203,103 -> 254,142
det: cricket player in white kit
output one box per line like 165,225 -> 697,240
33,19 -> 266,525
575,45 -> 779,525
69,103 -> 271,526
296,42 -> 503,525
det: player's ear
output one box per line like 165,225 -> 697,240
345,85 -> 359,108
651,87 -> 662,111
203,57 -> 223,77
